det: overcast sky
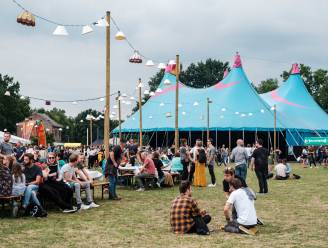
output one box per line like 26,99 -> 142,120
1,0 -> 327,117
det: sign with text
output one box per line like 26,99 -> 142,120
304,137 -> 328,146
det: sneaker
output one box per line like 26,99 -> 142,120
310,166 -> 312,168
257,218 -> 264,225
77,204 -> 90,211
88,202 -> 100,208
156,182 -> 161,188
207,183 -> 216,187
136,188 -> 145,192
63,207 -> 77,213
239,226 -> 256,235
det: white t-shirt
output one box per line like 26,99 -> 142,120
227,188 -> 257,226
59,163 -> 76,181
275,163 -> 287,177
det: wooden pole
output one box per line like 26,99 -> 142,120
138,78 -> 143,147
90,119 -> 93,146
117,91 -> 122,141
104,11 -> 111,158
174,54 -> 180,152
273,104 -> 277,163
86,127 -> 89,146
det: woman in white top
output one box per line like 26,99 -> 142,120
11,163 -> 26,196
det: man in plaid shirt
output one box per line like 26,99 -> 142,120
170,181 -> 211,234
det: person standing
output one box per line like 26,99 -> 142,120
230,139 -> 248,181
0,132 -> 14,157
251,139 -> 269,194
105,139 -> 125,200
206,139 -> 216,187
219,145 -> 228,167
179,138 -> 190,181
192,140 -> 207,187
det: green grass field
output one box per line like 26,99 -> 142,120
1,164 -> 327,248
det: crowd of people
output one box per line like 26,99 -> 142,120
0,130 -> 325,235
299,146 -> 328,168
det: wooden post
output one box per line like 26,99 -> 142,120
117,91 -> 122,141
273,104 -> 277,163
174,54 -> 180,152
104,11 -> 111,158
138,78 -> 143,147
207,97 -> 212,141
90,118 -> 93,146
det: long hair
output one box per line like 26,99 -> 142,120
12,163 -> 24,183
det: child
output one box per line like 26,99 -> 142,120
11,163 -> 26,196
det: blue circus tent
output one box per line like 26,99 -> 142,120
261,64 -> 328,146
117,54 -> 282,133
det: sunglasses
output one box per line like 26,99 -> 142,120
48,157 -> 55,159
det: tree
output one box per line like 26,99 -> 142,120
0,74 -> 31,133
73,109 -> 119,144
132,58 -> 229,113
281,64 -> 328,113
254,78 -> 279,94
180,59 -> 229,88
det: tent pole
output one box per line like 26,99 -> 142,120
229,129 -> 231,152
189,130 -> 192,146
166,130 -> 169,147
156,131 -> 158,149
138,78 -> 143,148
202,130 -> 204,144
242,128 -> 245,142
273,104 -> 277,162
267,130 -> 270,149
216,128 -> 218,148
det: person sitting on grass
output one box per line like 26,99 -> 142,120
274,159 -> 288,180
222,167 -> 248,199
170,180 -> 211,235
60,153 -> 99,211
275,159 -> 300,180
223,178 -> 258,235
22,153 -> 47,217
135,151 -> 156,191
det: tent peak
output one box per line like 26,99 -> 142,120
291,63 -> 300,74
233,52 -> 242,68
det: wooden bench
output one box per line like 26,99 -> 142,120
170,172 -> 181,184
142,176 -> 158,189
118,173 -> 135,187
91,181 -> 109,200
0,195 -> 22,218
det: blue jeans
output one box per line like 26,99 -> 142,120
23,184 -> 41,207
109,175 -> 118,199
235,164 -> 247,181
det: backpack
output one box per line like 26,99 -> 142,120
198,148 -> 207,163
24,203 -> 46,217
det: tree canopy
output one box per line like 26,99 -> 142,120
0,74 -> 31,133
254,78 -> 279,94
